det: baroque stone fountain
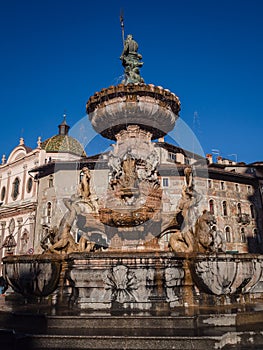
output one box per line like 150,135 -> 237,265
2,34 -> 263,314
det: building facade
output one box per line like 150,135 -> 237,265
30,140 -> 263,255
0,118 -> 86,271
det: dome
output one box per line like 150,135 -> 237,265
41,116 -> 86,157
41,134 -> 86,156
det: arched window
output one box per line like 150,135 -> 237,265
1,186 -> 6,201
47,202 -> 52,217
12,177 -> 20,200
240,228 -> 246,243
26,178 -> 33,193
250,205 -> 255,219
46,202 -> 52,224
222,201 -> 228,216
209,199 -> 215,215
237,203 -> 242,215
225,227 -> 231,242
20,229 -> 29,253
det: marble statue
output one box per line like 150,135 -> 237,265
165,167 -> 226,254
42,169 -> 103,254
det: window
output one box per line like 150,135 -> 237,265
47,202 -> 52,217
12,177 -> 20,200
240,228 -> 246,243
168,152 -> 176,161
20,230 -> 29,253
220,181 -> 225,190
1,186 -> 6,201
247,185 -> 252,194
250,205 -> 255,219
235,184 -> 240,192
237,203 -> 242,215
225,227 -> 231,242
222,201 -> 228,216
26,178 -> 33,193
48,175 -> 54,188
162,178 -> 169,187
254,229 -> 261,244
208,179 -> 212,189
209,199 -> 215,215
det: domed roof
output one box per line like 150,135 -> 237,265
41,116 -> 86,157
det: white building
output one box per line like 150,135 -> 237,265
0,117 -> 85,271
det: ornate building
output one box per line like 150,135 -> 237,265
0,117 -> 85,271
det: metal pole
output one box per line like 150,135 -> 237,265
120,10 -> 125,47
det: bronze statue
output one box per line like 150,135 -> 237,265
120,34 -> 144,84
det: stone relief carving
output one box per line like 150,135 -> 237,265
192,258 -> 263,296
165,267 -> 185,307
105,265 -> 138,303
4,256 -> 61,297
100,128 -> 162,230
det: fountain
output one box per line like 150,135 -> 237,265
1,34 -> 263,349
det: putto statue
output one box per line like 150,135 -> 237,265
120,34 -> 144,84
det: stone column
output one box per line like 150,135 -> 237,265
0,221 -> 6,273
16,218 -> 23,254
29,214 -> 35,253
5,171 -> 11,204
21,165 -> 27,200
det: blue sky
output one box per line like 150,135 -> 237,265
0,0 -> 262,163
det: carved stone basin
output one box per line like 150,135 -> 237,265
2,254 -> 63,297
86,83 -> 180,140
190,254 -> 263,296
99,206 -> 156,227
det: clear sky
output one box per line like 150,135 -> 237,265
0,0 -> 262,163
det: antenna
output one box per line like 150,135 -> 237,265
212,149 -> 220,163
192,111 -> 198,161
120,9 -> 125,47
228,154 -> 238,163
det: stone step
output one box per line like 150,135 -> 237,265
7,333 -> 222,350
5,332 -> 263,350
46,315 -> 197,330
